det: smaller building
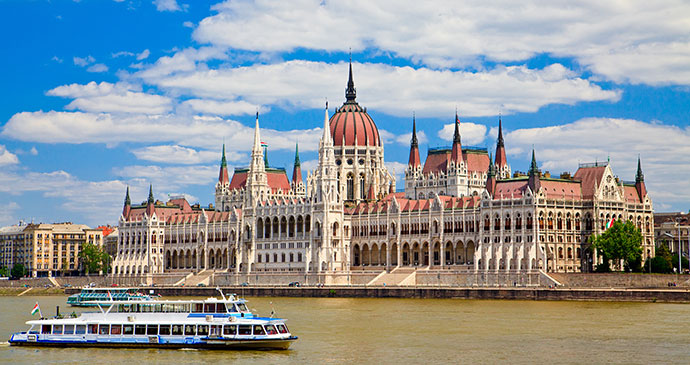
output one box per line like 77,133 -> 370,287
0,222 -> 104,277
654,212 -> 690,255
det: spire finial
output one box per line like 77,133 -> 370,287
411,113 -> 418,147
453,112 -> 461,144
147,184 -> 154,204
220,143 -> 227,167
294,143 -> 301,167
497,114 -> 504,147
346,57 -> 356,102
124,186 -> 131,206
529,148 -> 539,175
636,154 -> 644,183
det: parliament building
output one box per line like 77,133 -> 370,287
112,63 -> 655,281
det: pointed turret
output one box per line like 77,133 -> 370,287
122,186 -> 131,218
264,145 -> 269,168
528,149 -> 541,193
450,112 -> 463,164
246,111 -> 268,204
292,143 -> 302,186
218,144 -> 229,185
635,156 -> 647,199
486,153 -> 497,197
495,115 -> 508,176
146,184 -> 155,216
408,114 -> 421,167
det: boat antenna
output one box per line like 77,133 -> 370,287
217,287 -> 226,301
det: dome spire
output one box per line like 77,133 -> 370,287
346,58 -> 356,103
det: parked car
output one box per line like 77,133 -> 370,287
240,282 -> 249,287
288,281 -> 300,287
197,283 -> 206,287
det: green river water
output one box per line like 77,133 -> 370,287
1,295 -> 689,364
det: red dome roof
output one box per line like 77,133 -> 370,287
329,103 -> 380,147
328,61 -> 380,147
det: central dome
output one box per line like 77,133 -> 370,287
329,63 -> 380,147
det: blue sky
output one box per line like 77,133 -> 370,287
1,0 -> 689,227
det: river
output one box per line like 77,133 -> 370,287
1,295 -> 688,364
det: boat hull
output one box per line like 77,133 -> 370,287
9,335 -> 297,350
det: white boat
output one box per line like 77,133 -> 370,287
9,291 -> 297,350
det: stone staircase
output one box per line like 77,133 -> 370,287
367,267 -> 417,286
175,270 -> 214,287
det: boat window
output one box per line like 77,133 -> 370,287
64,325 -> 75,335
42,325 -> 51,334
99,325 -> 109,335
210,325 -> 222,336
197,325 -> 209,336
131,304 -> 138,312
75,325 -> 86,334
253,325 -> 265,336
184,325 -> 196,336
162,304 -> 174,313
123,325 -> 133,335
276,324 -> 288,334
237,303 -> 249,312
135,325 -> 146,335
227,304 -> 237,312
204,303 -> 214,313
88,324 -> 98,334
52,325 -> 63,335
154,304 -> 163,312
141,305 -> 152,313
111,325 -> 122,335
192,303 -> 203,313
216,303 -> 227,313
171,325 -> 183,336
159,325 -> 171,335
264,325 -> 277,335
238,325 -> 252,335
223,325 -> 237,335
147,325 -> 158,335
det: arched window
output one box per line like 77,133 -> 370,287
346,174 -> 354,200
359,174 -> 366,199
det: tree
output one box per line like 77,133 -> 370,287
78,243 -> 110,275
11,263 -> 26,279
590,220 -> 643,272
644,244 -> 673,273
0,266 -> 9,277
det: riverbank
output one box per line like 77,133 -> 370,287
62,286 -> 690,303
0,287 -> 65,296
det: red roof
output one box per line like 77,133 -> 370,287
422,149 -> 490,176
623,185 -> 642,203
573,165 -> 607,199
540,180 -> 582,199
422,150 -> 450,175
329,103 -> 380,147
494,179 -> 529,198
228,170 -> 291,194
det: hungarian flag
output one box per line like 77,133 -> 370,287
31,302 -> 40,316
605,218 -> 615,230
261,142 -> 268,148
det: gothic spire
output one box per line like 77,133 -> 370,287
488,153 -> 496,178
124,186 -> 131,206
453,111 -> 461,145
451,112 -> 462,163
345,59 -> 356,103
529,149 -> 539,176
497,115 -> 504,147
218,143 -> 229,184
221,143 -> 227,168
528,149 -> 541,192
408,113 -> 421,167
636,155 -> 644,183
292,143 -> 302,186
147,184 -> 154,204
411,113 -> 418,148
294,143 -> 301,167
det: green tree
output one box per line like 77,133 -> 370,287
78,243 -> 110,275
644,244 -> 673,273
590,220 -> 643,272
10,263 -> 26,279
0,266 -> 9,277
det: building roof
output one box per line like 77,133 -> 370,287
228,168 -> 291,194
573,164 -> 607,199
422,147 -> 490,176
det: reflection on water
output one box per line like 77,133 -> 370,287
1,295 -> 689,364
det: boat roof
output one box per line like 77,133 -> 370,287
79,297 -> 246,305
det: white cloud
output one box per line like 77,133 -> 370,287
0,202 -> 21,227
180,99 -> 264,116
3,111 -> 323,154
136,49 -> 150,61
183,21 -> 194,28
30,147 -> 38,156
385,161 -> 408,184
131,145 -> 243,164
87,63 -> 109,73
113,165 -> 217,190
112,51 -> 135,58
51,56 -> 63,63
505,118 -> 690,211
47,81 -> 172,114
192,0 -> 690,85
438,122 -> 487,146
139,60 -> 618,118
0,145 -> 19,166
300,159 -> 318,173
73,55 -> 95,67
153,0 -> 182,12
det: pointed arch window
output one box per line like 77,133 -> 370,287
346,173 -> 354,200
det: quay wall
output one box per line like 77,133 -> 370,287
549,273 -> 690,288
62,286 -> 690,303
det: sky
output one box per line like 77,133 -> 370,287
1,0 -> 689,227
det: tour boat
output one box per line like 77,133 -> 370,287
66,287 -> 157,307
9,292 -> 297,350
